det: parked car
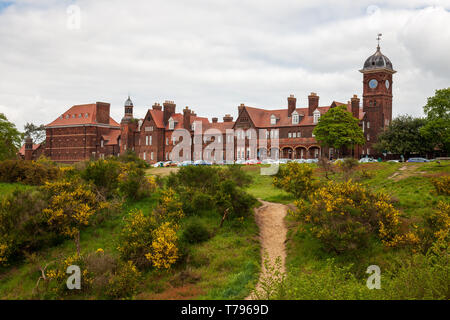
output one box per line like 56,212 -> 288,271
224,160 -> 235,165
163,161 -> 178,167
359,157 -> 376,163
245,159 -> 261,165
306,158 -> 319,163
153,161 -> 164,167
293,159 -> 306,163
235,159 -> 246,165
178,160 -> 193,167
407,157 -> 429,163
193,160 -> 212,166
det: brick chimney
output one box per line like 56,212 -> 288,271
238,103 -> 245,115
308,93 -> 319,116
212,117 -> 218,123
152,102 -> 162,111
183,106 -> 191,130
25,136 -> 33,161
223,114 -> 233,122
163,100 -> 176,124
351,94 -> 360,119
288,94 -> 296,117
96,102 -> 111,124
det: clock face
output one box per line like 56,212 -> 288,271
385,79 -> 390,89
369,79 -> 378,89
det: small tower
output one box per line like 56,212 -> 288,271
120,96 -> 137,154
25,136 -> 33,161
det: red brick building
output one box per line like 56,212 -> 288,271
44,102 -> 121,163
44,44 -> 395,163
18,137 -> 44,160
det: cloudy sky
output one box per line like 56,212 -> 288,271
0,0 -> 449,131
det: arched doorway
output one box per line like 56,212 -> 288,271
308,146 -> 321,159
294,146 -> 307,159
282,147 -> 293,159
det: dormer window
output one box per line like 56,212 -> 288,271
292,111 -> 299,125
169,117 -> 175,130
313,109 -> 321,124
270,114 -> 277,125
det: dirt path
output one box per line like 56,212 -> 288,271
246,200 -> 288,300
388,164 -> 425,181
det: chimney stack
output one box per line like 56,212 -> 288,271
212,117 -> 218,123
25,136 -> 33,161
308,92 -> 319,116
351,95 -> 360,119
152,102 -> 162,111
223,114 -> 233,122
238,103 -> 245,115
163,100 -> 176,124
183,106 -> 191,130
288,94 -> 297,117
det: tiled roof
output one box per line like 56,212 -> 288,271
46,103 -> 119,128
149,109 -> 165,128
101,130 -> 121,146
18,144 -> 42,156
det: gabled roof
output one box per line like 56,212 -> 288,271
46,103 -> 119,128
148,109 -> 165,128
101,130 -> 121,146
18,144 -> 42,156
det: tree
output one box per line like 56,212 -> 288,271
0,113 -> 22,161
420,88 -> 450,155
23,123 -> 46,144
312,106 -> 365,158
374,115 -> 432,157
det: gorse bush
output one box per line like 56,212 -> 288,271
80,159 -> 121,198
105,260 -> 142,299
420,201 -> 450,254
0,160 -> 60,185
152,188 -> 184,223
42,179 -> 109,255
295,180 -> 418,253
117,209 -> 156,269
145,222 -> 179,270
115,150 -> 149,169
0,189 -> 58,265
118,163 -> 156,200
182,219 -> 210,244
431,175 -> 450,196
273,162 -> 318,199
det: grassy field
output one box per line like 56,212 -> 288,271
0,182 -> 34,197
0,187 -> 260,300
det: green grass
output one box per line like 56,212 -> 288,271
0,182 -> 34,197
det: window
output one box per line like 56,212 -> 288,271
145,136 -> 148,146
367,122 -> 370,129
298,131 -> 301,137
151,152 -> 154,160
293,132 -> 296,138
101,140 -> 104,148
288,132 -> 292,138
313,110 -> 321,124
367,148 -> 370,155
166,152 -> 169,160
270,115 -> 276,125
367,134 -> 370,141
66,114 -> 69,119
292,111 -> 299,124
166,137 -> 169,145
150,136 -> 152,145
169,118 -> 174,130
362,121 -> 365,132
143,152 -> 146,160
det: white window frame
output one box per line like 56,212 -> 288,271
292,111 -> 299,125
313,109 -> 321,124
270,115 -> 276,125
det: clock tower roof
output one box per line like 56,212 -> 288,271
362,45 -> 394,72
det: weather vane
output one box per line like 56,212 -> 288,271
377,33 -> 382,49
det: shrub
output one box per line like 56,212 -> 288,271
145,222 -> 180,270
295,180 -> 418,253
420,201 -> 450,254
152,188 -> 184,223
117,209 -> 156,269
273,162 -> 318,199
215,180 -> 257,218
0,189 -> 57,265
80,159 -> 121,198
105,260 -> 142,299
115,150 -> 149,169
0,160 -> 60,185
182,219 -> 210,244
431,175 -> 450,196
118,163 -> 156,200
219,165 -> 253,187
42,179 -> 109,255
167,165 -> 220,194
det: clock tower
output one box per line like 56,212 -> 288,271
360,35 -> 396,155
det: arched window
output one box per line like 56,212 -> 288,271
270,115 -> 277,125
292,111 -> 299,124
313,109 -> 321,124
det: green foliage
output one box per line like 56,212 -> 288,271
0,113 -> 22,161
273,162 -> 318,199
105,260 -> 142,299
117,209 -> 156,269
182,219 -> 210,244
374,115 -> 432,156
81,159 -> 121,198
431,175 -> 450,196
115,150 -> 150,169
0,189 -> 59,265
23,123 -> 46,144
215,180 -> 257,218
0,160 -> 60,185
312,106 -> 365,155
220,165 -> 253,187
118,163 -> 157,201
